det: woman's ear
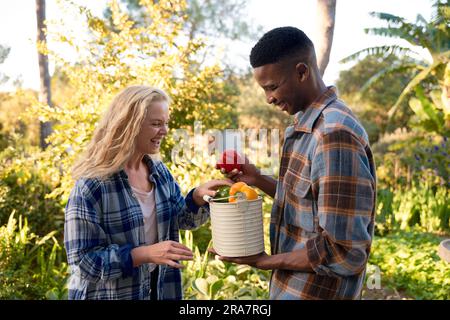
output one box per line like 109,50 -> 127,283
295,62 -> 309,82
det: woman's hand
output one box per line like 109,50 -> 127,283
192,179 -> 233,206
131,240 -> 194,269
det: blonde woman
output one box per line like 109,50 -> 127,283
64,85 -> 231,300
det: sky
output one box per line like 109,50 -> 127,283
0,0 -> 435,91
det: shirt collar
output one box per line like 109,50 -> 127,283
293,86 -> 338,133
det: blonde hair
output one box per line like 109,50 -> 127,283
72,85 -> 170,181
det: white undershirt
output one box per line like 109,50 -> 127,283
131,186 -> 158,272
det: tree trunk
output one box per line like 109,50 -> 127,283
36,0 -> 52,149
316,0 -> 336,77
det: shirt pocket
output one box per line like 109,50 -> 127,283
283,168 -> 315,232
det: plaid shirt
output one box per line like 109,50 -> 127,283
64,155 -> 209,300
269,86 -> 376,300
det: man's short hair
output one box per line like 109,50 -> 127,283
250,26 -> 315,68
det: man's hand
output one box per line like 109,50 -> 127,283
192,179 -> 233,206
209,247 -> 313,272
220,154 -> 262,186
220,154 -> 277,198
208,248 -> 272,270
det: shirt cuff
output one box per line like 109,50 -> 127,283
306,235 -> 336,277
185,188 -> 209,213
119,243 -> 138,277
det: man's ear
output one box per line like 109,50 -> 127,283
295,62 -> 309,82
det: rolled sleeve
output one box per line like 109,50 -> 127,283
173,187 -> 210,230
308,130 -> 376,277
64,181 -> 138,283
118,243 -> 137,277
185,188 -> 201,213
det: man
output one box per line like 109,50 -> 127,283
215,27 -> 377,300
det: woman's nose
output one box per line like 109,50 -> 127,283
160,124 -> 169,135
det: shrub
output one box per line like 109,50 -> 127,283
0,213 -> 68,299
374,129 -> 449,234
0,142 -> 64,237
375,180 -> 449,235
369,229 -> 450,300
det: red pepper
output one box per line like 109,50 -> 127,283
215,149 -> 243,173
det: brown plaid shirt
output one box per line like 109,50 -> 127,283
269,86 -> 376,299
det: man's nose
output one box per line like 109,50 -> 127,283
266,95 -> 277,105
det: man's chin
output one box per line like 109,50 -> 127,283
286,107 -> 296,115
287,105 -> 303,115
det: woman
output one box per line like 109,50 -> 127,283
64,85 -> 230,300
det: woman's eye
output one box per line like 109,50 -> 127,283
150,121 -> 169,127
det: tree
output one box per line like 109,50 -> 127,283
28,0 -> 239,200
36,0 -> 52,149
103,0 -> 259,75
316,0 -> 336,76
341,0 -> 449,133
237,73 -> 291,133
336,55 -> 415,142
105,0 -> 257,41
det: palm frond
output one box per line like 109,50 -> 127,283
360,63 -> 422,93
365,27 -> 408,39
366,24 -> 435,52
416,13 -> 428,24
388,60 -> 445,118
340,46 -> 417,63
368,9 -> 448,55
415,14 -> 429,25
369,12 -> 405,25
366,26 -> 419,45
432,0 -> 450,22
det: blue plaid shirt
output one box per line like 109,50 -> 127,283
64,156 -> 209,300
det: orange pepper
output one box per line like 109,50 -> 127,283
229,182 -> 247,196
229,182 -> 258,202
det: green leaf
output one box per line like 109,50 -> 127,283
236,265 -> 252,275
206,275 -> 219,284
360,63 -> 421,93
340,46 -> 417,64
388,59 -> 446,118
369,12 -> 405,24
193,278 -> 209,297
225,275 -> 236,284
210,279 -> 224,299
